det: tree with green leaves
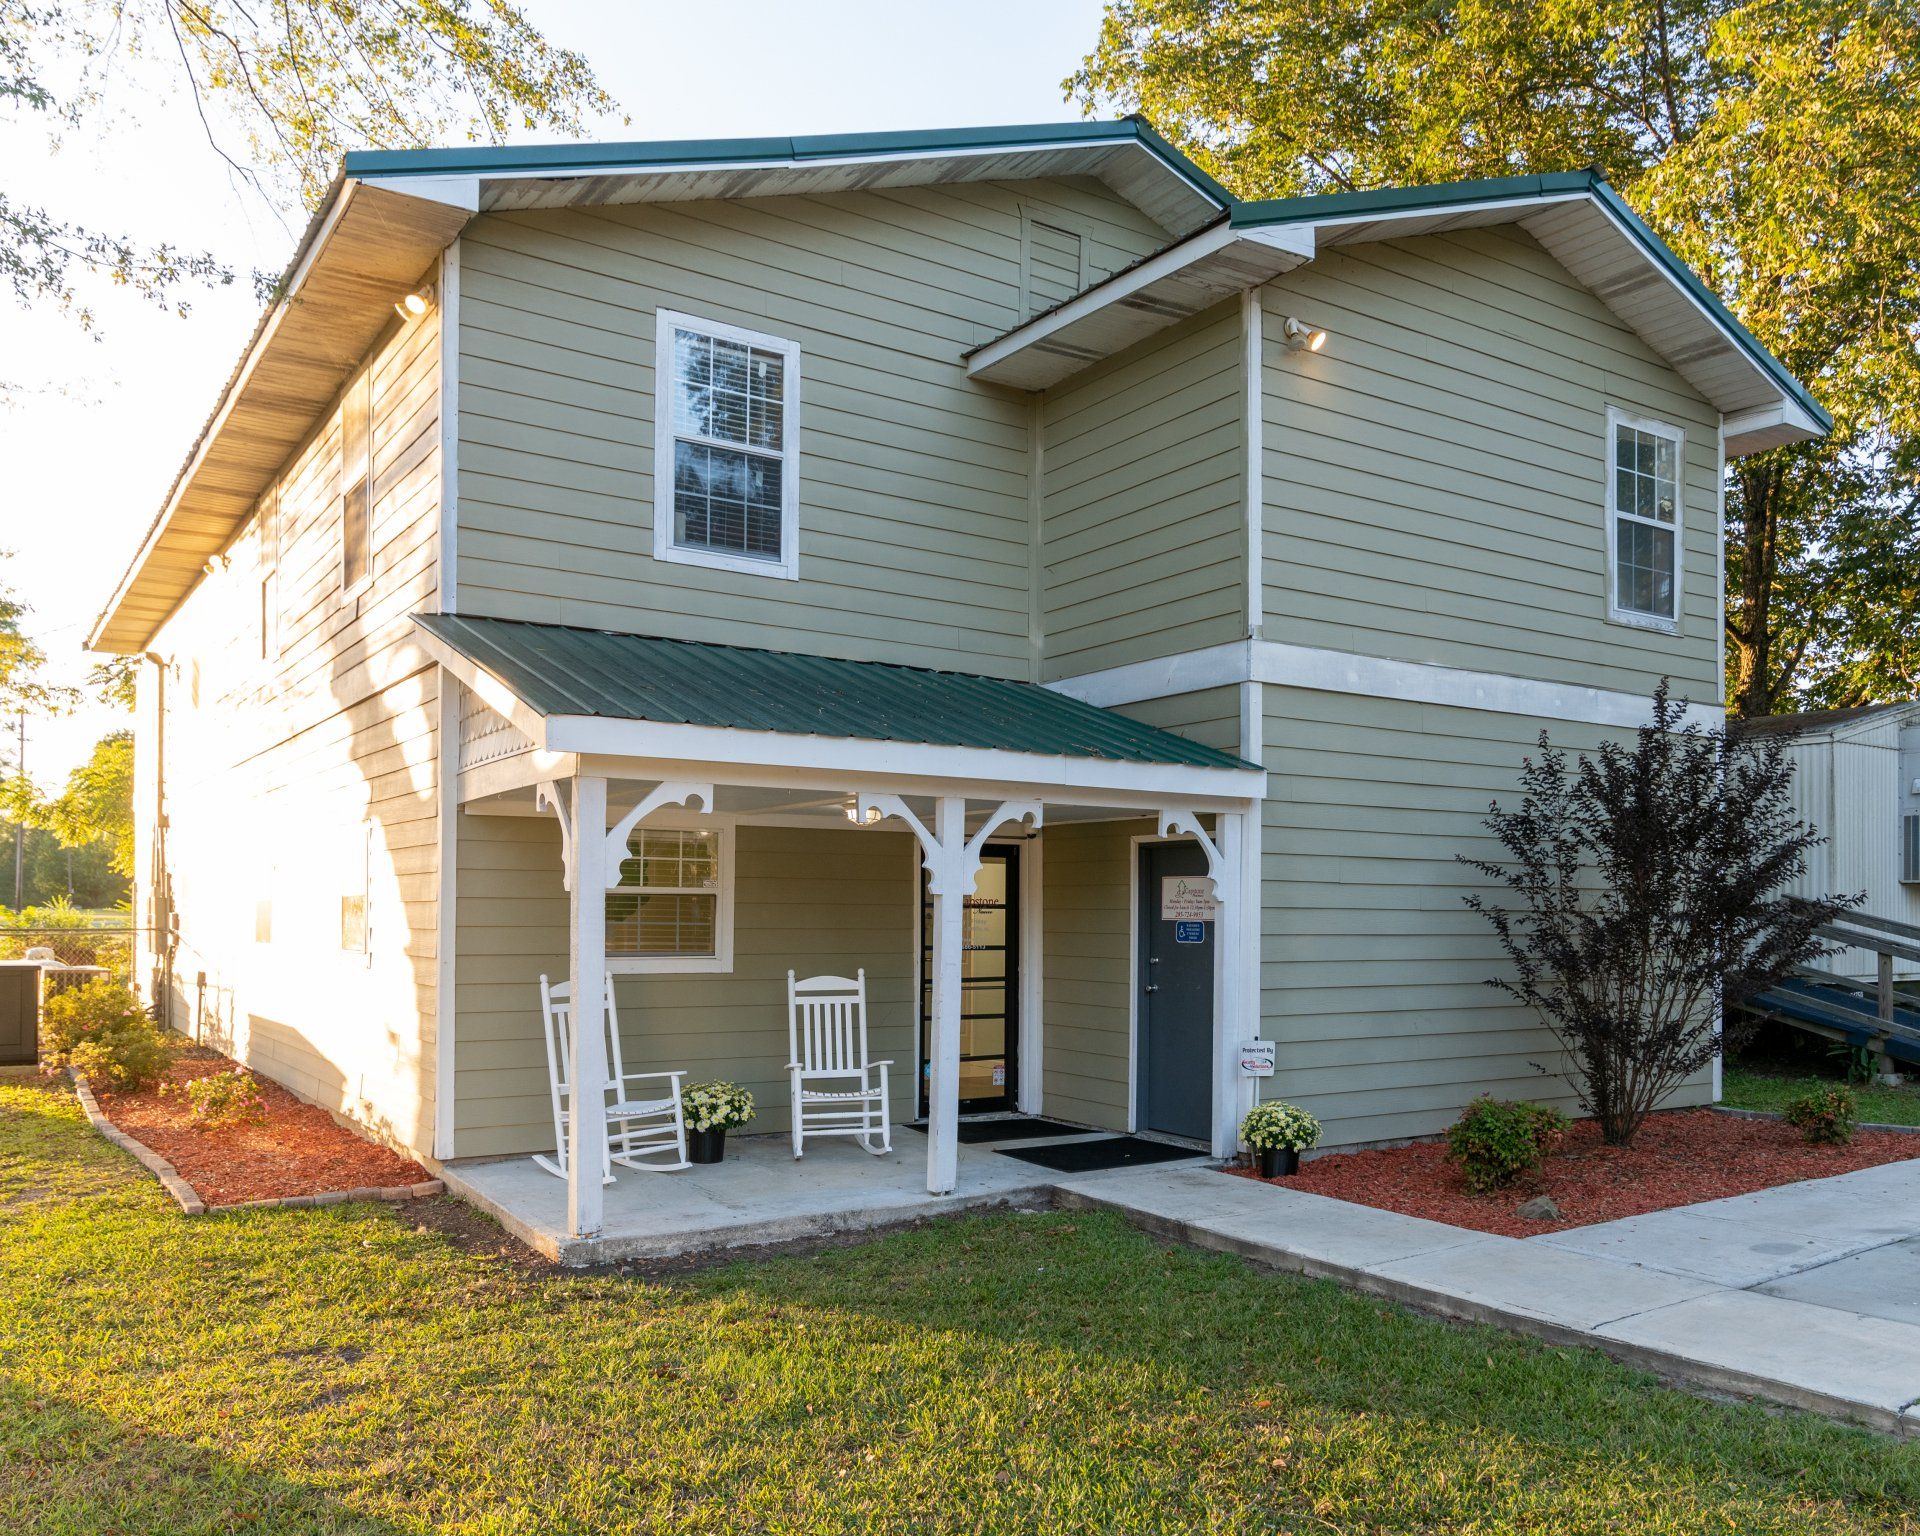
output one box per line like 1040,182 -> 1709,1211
3,0 -> 618,331
1072,0 -> 1920,715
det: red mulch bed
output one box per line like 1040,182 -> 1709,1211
1228,1108 -> 1920,1237
92,1047 -> 428,1207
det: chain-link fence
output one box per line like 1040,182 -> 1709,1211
0,927 -> 143,985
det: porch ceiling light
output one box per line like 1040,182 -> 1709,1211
1282,316 -> 1327,352
844,800 -> 883,825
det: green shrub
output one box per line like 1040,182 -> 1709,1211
1445,1096 -> 1569,1194
169,1068 -> 268,1129
41,979 -> 173,1092
1784,1085 -> 1857,1145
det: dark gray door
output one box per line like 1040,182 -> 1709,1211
1137,841 -> 1214,1141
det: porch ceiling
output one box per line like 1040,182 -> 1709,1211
416,613 -> 1259,775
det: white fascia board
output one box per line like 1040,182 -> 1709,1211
1047,641 -> 1253,708
966,221 -> 1313,382
545,714 -> 1265,802
1304,189 -> 1590,239
966,222 -> 1238,378
1048,638 -> 1723,732
360,174 -> 480,211
1724,400 -> 1825,457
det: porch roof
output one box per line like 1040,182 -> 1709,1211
415,613 -> 1258,772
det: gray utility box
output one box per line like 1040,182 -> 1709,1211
0,960 -> 43,1066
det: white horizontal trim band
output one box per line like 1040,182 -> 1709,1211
1048,639 -> 1723,732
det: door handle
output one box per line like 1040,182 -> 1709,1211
1144,984 -> 1159,993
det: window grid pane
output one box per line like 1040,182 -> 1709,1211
1612,422 -> 1679,619
669,324 -> 787,564
607,828 -> 720,957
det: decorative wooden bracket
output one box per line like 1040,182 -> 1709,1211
1157,809 -> 1228,902
535,780 -> 574,891
600,782 -> 713,890
857,794 -> 1043,896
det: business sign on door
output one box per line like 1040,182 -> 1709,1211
1160,874 -> 1218,923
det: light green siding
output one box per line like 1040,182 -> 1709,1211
1260,227 -> 1722,699
454,815 -> 915,1157
1039,303 -> 1247,680
1041,817 -> 1154,1131
1114,685 -> 1244,757
456,177 -> 1170,678
1258,686 -> 1711,1147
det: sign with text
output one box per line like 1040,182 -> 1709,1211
1160,874 -> 1219,923
1174,920 -> 1206,945
1239,1040 -> 1276,1077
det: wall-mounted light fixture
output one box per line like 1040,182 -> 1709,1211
393,284 -> 435,322
1282,316 -> 1328,352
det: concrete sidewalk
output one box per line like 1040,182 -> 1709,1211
1053,1160 -> 1920,1436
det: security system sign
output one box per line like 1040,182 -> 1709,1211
1239,1040 -> 1276,1077
1161,874 -> 1218,923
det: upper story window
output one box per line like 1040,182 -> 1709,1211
653,310 -> 800,581
1606,408 -> 1683,632
340,368 -> 373,595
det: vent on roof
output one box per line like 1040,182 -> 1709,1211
1022,213 -> 1086,319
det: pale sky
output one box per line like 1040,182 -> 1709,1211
0,0 -> 1113,790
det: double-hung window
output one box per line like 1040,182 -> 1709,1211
653,310 -> 800,580
606,824 -> 734,974
1606,408 -> 1683,630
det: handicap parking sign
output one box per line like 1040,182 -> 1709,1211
1174,920 -> 1205,944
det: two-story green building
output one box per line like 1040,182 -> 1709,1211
89,120 -> 1826,1247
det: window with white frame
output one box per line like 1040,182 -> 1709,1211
606,824 -> 734,972
653,310 -> 800,580
1607,410 -> 1683,628
1901,813 -> 1920,885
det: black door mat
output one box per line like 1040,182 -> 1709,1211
904,1117 -> 1092,1144
994,1136 -> 1210,1173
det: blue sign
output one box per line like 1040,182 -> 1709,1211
1174,920 -> 1205,944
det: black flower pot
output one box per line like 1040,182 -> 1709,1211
1257,1146 -> 1300,1178
687,1126 -> 727,1165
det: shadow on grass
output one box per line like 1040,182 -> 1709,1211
0,1376 -> 407,1536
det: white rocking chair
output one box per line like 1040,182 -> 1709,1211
533,973 -> 690,1180
786,969 -> 892,1158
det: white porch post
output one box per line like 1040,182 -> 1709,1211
565,771 -> 609,1239
857,792 -> 1043,1196
926,796 -> 966,1198
1212,810 -> 1249,1159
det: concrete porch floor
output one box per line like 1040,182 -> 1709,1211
440,1129 -> 1125,1265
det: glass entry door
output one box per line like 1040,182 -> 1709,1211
919,845 -> 1019,1116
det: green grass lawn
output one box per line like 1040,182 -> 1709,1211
5,1076 -> 1920,1534
1723,1065 -> 1920,1127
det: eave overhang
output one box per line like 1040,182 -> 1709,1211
87,178 -> 474,654
968,170 -> 1829,459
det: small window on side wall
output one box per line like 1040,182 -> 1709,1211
340,368 -> 373,594
653,310 -> 800,581
1606,409 -> 1683,631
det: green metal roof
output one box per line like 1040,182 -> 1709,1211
1230,170 -> 1830,435
416,614 -> 1257,772
344,116 -> 1236,210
